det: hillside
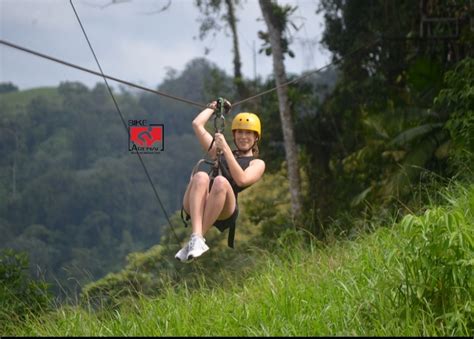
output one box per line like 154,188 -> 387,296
6,181 -> 473,336
0,87 -> 61,116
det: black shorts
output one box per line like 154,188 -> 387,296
182,205 -> 239,231
213,205 -> 239,232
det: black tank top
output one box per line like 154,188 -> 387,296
217,153 -> 254,196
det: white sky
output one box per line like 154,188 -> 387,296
0,0 -> 331,91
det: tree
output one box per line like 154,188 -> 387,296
305,0 -> 473,229
0,82 -> 19,94
435,57 -> 474,169
0,125 -> 18,200
258,0 -> 302,218
195,0 -> 247,98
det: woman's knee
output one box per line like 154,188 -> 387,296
211,176 -> 231,194
192,171 -> 210,187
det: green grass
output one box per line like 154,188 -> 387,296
6,181 -> 473,336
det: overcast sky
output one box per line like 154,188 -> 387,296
1,0 -> 331,91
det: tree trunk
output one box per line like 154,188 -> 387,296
258,0 -> 302,218
224,0 -> 247,99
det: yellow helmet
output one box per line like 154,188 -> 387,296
231,112 -> 261,140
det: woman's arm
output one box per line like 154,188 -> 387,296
217,133 -> 266,187
192,102 -> 217,159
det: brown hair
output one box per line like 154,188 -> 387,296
252,144 -> 259,158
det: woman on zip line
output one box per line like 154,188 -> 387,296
175,99 -> 266,262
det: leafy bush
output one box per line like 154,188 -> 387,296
0,249 -> 52,331
435,58 -> 474,168
392,183 -> 474,333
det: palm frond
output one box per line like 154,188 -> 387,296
389,123 -> 443,147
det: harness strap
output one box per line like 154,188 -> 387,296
213,153 -> 223,178
228,223 -> 236,248
190,158 -> 214,180
180,205 -> 191,228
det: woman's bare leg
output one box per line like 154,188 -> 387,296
201,176 -> 236,236
182,172 -> 209,236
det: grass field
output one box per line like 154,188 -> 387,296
6,181 -> 473,336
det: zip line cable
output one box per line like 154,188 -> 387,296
0,39 -> 207,109
69,0 -> 180,244
232,37 -> 380,107
0,36 -> 380,109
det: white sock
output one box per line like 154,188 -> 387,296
191,233 -> 203,240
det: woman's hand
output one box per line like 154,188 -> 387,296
207,99 -> 232,114
214,132 -> 230,153
207,101 -> 217,110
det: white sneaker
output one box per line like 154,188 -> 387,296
175,244 -> 194,263
186,234 -> 209,260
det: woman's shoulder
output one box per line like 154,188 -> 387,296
233,152 -> 265,168
249,158 -> 265,167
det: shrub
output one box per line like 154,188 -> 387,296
392,184 -> 474,333
435,58 -> 474,168
0,249 -> 52,331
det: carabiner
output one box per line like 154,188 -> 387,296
214,114 -> 226,133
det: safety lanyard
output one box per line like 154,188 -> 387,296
207,97 -> 231,178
